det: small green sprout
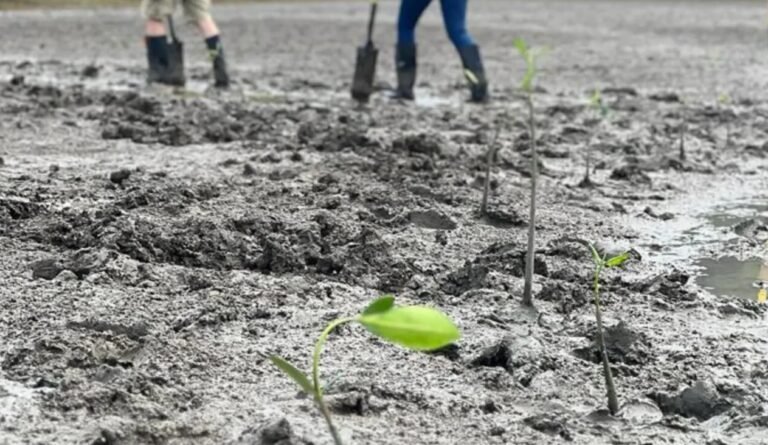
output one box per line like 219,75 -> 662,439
270,296 -> 460,445
514,38 -> 548,307
588,244 -> 630,416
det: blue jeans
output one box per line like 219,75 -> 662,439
397,0 -> 475,49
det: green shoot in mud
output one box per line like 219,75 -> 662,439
481,127 -> 502,217
515,38 -> 547,307
579,89 -> 609,188
270,296 -> 460,445
588,245 -> 630,416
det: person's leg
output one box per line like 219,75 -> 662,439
397,0 -> 432,46
439,0 -> 473,48
184,0 -> 230,87
440,0 -> 488,102
395,0 -> 432,99
141,0 -> 178,85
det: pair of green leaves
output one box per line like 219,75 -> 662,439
270,296 -> 460,396
589,244 -> 630,269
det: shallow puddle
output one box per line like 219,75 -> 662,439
694,256 -> 768,301
629,176 -> 768,303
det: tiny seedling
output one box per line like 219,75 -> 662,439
678,95 -> 689,162
580,89 -> 609,188
270,296 -> 460,445
588,244 -> 630,416
481,127 -> 502,217
718,93 -> 733,150
515,38 -> 547,307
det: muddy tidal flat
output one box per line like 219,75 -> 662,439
1,1 -> 768,444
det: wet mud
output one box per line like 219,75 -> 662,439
2,1 -> 768,444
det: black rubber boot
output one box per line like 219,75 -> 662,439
458,44 -> 488,103
146,36 -> 169,85
210,48 -> 230,88
146,36 -> 185,87
395,43 -> 417,100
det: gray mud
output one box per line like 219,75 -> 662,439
2,1 -> 768,444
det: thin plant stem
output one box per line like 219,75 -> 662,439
481,127 -> 501,216
523,95 -> 538,306
312,317 -> 355,445
593,264 -> 619,415
679,121 -> 686,162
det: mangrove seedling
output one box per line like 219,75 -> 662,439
481,127 -> 502,217
270,296 -> 460,445
588,244 -> 630,415
579,89 -> 609,188
678,95 -> 689,162
515,38 -> 547,307
718,92 -> 733,150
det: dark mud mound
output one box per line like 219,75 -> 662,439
537,280 -> 590,314
0,197 -> 44,221
100,92 -> 278,147
651,380 -> 732,421
471,335 -> 558,387
442,242 -> 548,295
574,321 -> 652,375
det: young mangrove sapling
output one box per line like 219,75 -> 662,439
481,127 -> 502,217
515,38 -> 547,307
579,89 -> 609,188
588,244 -> 630,415
270,296 -> 460,445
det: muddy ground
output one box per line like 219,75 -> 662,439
2,0 -> 768,444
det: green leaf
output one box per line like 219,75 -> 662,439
605,252 -> 630,268
359,306 -> 460,351
362,295 -> 395,316
514,38 -> 529,59
270,356 -> 314,394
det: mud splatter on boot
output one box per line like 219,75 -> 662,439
458,44 -> 488,103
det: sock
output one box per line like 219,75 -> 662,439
205,35 -> 223,59
147,35 -> 169,66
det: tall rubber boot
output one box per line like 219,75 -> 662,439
458,44 -> 488,103
146,36 -> 169,85
209,46 -> 230,88
146,36 -> 185,87
395,43 -> 417,100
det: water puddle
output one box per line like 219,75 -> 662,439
694,256 -> 768,301
628,174 -> 768,303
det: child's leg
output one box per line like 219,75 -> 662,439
183,0 -> 230,87
397,0 -> 433,45
438,0 -> 474,49
141,0 -> 177,84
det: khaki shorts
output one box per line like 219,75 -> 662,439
141,0 -> 211,22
